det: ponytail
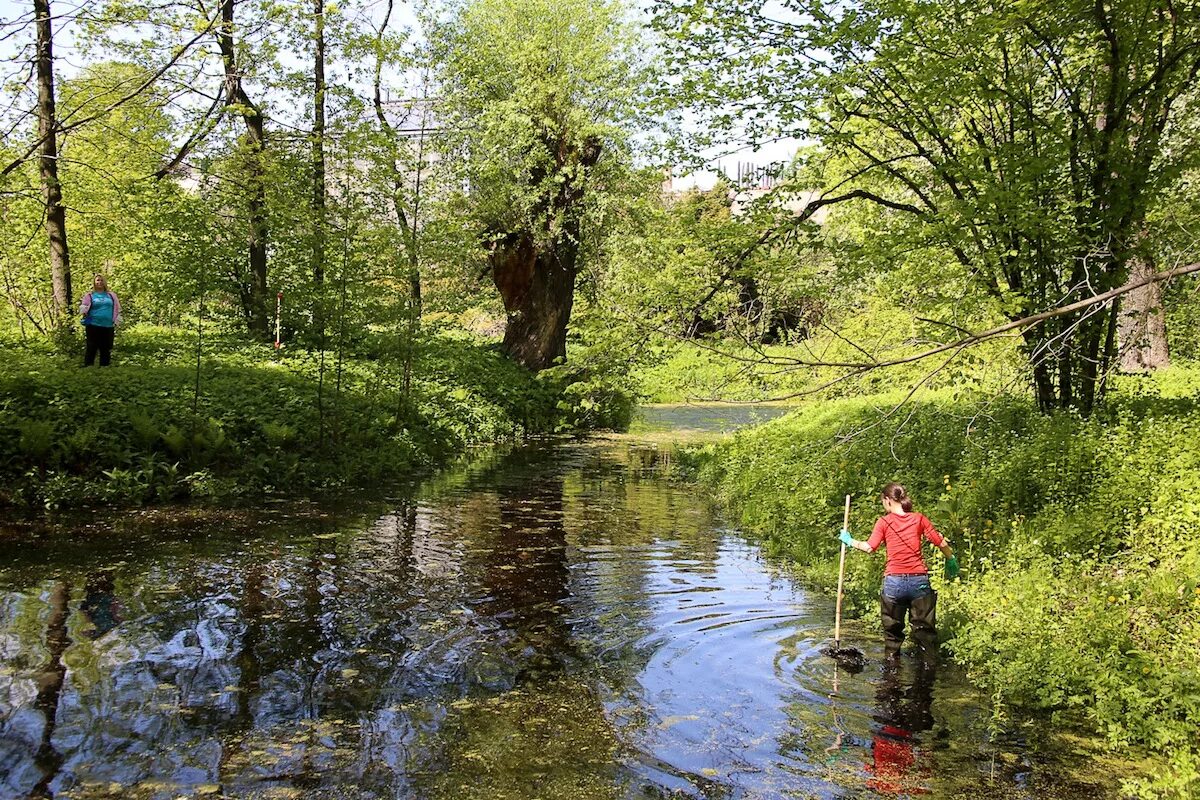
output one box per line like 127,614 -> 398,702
882,482 -> 913,512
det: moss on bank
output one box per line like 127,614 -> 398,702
685,370 -> 1200,798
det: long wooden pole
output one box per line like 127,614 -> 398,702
834,494 -> 851,646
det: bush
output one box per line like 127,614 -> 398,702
693,371 -> 1200,795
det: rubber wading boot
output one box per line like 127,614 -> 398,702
909,590 -> 938,654
880,594 -> 907,653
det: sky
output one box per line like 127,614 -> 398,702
670,139 -> 802,191
0,0 -> 799,187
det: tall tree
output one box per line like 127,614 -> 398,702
311,0 -> 327,296
5,0 -> 219,331
33,0 -> 71,322
217,0 -> 271,336
349,3 -> 436,403
368,9 -> 429,318
654,0 -> 1200,414
432,0 -> 642,371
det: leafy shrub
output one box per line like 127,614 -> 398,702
15,419 -> 55,462
540,362 -> 638,433
0,327 -> 571,509
694,369 -> 1200,793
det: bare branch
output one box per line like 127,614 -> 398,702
152,83 -> 224,179
1,13 -> 219,179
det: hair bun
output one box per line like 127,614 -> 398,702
881,482 -> 914,512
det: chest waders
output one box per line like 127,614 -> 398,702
879,517 -> 938,654
880,589 -> 937,654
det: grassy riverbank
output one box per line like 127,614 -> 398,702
0,325 -> 618,510
685,365 -> 1200,798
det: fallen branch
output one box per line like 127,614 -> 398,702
707,260 -> 1200,376
686,187 -> 924,324
846,261 -> 1200,372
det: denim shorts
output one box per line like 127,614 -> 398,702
883,574 -> 933,604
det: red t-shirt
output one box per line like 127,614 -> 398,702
866,512 -> 946,576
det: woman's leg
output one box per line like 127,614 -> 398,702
880,595 -> 907,652
908,590 -> 937,653
84,325 -> 99,366
880,576 -> 908,652
98,326 -> 114,366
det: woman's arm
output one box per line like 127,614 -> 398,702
936,540 -> 959,578
839,527 -> 878,553
112,293 -> 121,325
922,514 -> 953,559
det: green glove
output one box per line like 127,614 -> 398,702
945,555 -> 960,580
838,529 -> 854,547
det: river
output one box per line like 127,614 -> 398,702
0,406 -> 1116,799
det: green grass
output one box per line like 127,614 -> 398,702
0,324 -> 562,509
685,365 -> 1200,798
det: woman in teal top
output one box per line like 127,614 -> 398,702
79,274 -> 122,366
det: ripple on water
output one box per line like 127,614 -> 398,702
0,438 -> 1122,800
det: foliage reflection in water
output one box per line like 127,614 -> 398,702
1,437 -> 1116,799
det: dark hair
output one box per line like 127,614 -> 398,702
881,482 -> 913,512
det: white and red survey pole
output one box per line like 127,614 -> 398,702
274,291 -> 283,349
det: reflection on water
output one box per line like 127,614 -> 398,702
631,403 -> 793,435
1,436 -> 1116,799
866,654 -> 937,795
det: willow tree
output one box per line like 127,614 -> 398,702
654,0 -> 1200,414
432,0 -> 641,371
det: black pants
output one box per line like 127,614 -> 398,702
880,589 -> 937,654
84,324 -> 115,366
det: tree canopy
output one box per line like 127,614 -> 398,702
653,0 -> 1200,412
431,0 -> 645,369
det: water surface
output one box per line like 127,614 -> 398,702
631,403 -> 793,435
0,419 -> 1116,798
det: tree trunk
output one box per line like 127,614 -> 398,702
244,120 -> 269,337
1024,324 -> 1057,412
311,0 -> 326,293
491,232 -> 577,371
34,0 -> 70,322
1118,254 -> 1170,372
218,0 -> 269,337
1077,309 -> 1109,418
488,131 -> 600,371
1056,327 -> 1073,410
406,93 -> 427,319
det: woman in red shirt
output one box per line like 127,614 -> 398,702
839,483 -> 959,654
